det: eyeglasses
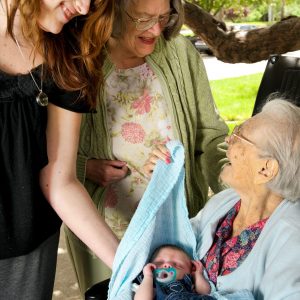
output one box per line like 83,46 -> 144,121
226,125 -> 255,146
125,10 -> 178,31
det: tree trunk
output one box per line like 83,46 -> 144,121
183,1 -> 300,63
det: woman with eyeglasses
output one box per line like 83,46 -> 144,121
0,1 -> 119,299
64,0 -> 228,295
140,99 -> 300,299
189,99 -> 300,299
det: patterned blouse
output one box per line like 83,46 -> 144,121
202,200 -> 268,284
104,63 -> 175,239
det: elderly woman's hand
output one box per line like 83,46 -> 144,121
86,159 -> 129,187
143,144 -> 171,178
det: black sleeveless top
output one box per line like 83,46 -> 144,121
0,66 -> 90,259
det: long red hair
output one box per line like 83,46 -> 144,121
5,0 -> 114,108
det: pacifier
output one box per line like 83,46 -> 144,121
153,267 -> 177,285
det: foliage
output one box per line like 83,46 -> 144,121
284,1 -> 300,17
187,0 -> 300,20
187,0 -> 265,15
224,7 -> 250,22
210,73 -> 263,131
244,4 -> 268,22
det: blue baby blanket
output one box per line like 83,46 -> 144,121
107,141 -> 254,300
108,141 -> 197,299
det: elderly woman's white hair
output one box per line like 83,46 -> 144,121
258,98 -> 300,201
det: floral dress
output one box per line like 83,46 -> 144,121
202,200 -> 268,284
103,63 -> 175,239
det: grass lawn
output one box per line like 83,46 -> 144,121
210,73 -> 263,132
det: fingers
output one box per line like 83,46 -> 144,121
151,144 -> 171,164
143,145 -> 172,177
86,159 -> 128,186
143,161 -> 156,178
143,263 -> 157,277
191,260 -> 204,272
103,163 -> 128,184
108,160 -> 127,169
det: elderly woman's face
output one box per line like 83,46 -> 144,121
220,116 -> 267,191
120,0 -> 171,58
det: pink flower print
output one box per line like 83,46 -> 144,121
227,237 -> 237,248
121,122 -> 145,144
224,251 -> 240,269
211,260 -> 219,273
131,89 -> 152,115
104,185 -> 118,208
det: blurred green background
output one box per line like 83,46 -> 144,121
210,73 -> 263,132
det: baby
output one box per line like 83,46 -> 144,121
134,244 -> 214,300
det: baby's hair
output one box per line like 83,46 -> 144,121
150,244 -> 191,262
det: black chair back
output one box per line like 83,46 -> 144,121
253,54 -> 300,115
85,279 -> 110,300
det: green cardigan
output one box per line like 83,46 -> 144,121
77,35 -> 228,218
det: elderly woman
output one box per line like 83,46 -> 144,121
190,99 -> 300,299
106,98 -> 300,300
64,0 -> 228,295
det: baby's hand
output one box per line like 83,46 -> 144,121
143,263 -> 157,277
191,260 -> 211,294
191,260 -> 204,277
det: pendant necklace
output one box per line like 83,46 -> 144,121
14,38 -> 48,106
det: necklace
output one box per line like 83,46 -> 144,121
14,38 -> 48,106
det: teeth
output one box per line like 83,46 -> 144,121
62,6 -> 69,15
68,7 -> 76,14
62,5 -> 75,19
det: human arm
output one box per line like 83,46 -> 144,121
39,104 -> 119,268
256,230 -> 300,300
134,263 -> 156,300
155,36 -> 228,198
76,112 -> 128,187
192,260 -> 211,295
86,158 -> 128,187
184,38 -> 228,194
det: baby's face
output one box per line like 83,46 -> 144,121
152,247 -> 192,280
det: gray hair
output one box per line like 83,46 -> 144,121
112,0 -> 184,40
258,98 -> 300,201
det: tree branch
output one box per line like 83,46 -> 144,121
183,1 -> 300,63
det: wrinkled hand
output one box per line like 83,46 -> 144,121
143,263 -> 157,277
86,159 -> 129,187
143,144 -> 171,178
